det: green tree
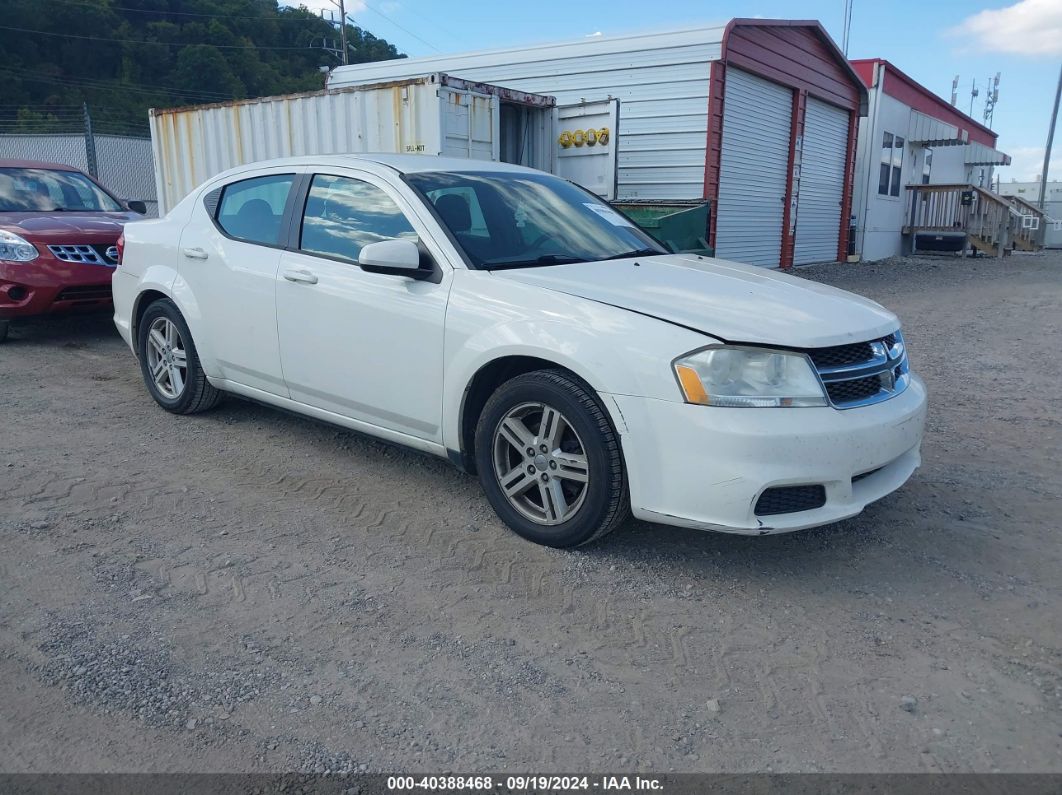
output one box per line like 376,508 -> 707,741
0,0 -> 407,135
173,45 -> 244,101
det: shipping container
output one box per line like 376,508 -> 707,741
149,73 -> 619,214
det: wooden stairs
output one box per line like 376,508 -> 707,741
903,184 -> 1046,257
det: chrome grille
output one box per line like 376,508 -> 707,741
807,330 -> 910,409
47,244 -> 117,266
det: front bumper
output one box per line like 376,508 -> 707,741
0,257 -> 114,320
608,374 -> 927,535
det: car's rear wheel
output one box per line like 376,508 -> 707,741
0,320 -> 9,344
475,369 -> 629,547
137,299 -> 221,414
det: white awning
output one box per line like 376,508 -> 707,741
964,141 -> 1011,166
908,110 -> 964,146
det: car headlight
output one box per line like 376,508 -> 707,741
0,230 -> 39,262
673,345 -> 827,407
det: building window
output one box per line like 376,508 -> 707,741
878,132 -> 892,195
891,136 -> 904,196
922,149 -> 933,185
878,132 -> 905,196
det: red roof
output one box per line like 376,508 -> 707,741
850,58 -> 998,147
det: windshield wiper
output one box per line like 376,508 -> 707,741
481,254 -> 588,270
601,247 -> 667,260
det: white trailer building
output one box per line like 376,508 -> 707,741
849,59 -> 1015,260
328,20 -> 869,268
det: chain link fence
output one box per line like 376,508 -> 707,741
0,105 -> 158,216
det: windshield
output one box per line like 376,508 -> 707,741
405,170 -> 667,269
0,167 -> 123,213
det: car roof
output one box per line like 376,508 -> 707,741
227,153 -> 543,176
0,159 -> 84,172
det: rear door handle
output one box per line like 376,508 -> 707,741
283,269 -> 318,285
182,247 -> 208,260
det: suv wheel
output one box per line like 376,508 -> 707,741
137,299 -> 221,414
475,369 -> 629,547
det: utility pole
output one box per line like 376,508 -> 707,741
328,0 -> 349,65
82,102 -> 98,178
841,0 -> 853,57
1038,63 -> 1062,210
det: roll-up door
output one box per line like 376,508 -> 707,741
794,97 -> 849,264
715,68 -> 793,267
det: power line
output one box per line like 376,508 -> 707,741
1,65 -> 241,99
0,68 -> 240,103
0,23 -> 320,50
358,0 -> 437,52
38,0 -> 325,22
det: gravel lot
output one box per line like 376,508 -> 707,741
1,251 -> 1060,773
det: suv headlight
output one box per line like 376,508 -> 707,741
673,345 -> 827,408
0,230 -> 39,262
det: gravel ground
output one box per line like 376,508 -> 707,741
1,250 -> 1060,773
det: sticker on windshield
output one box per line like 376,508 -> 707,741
583,202 -> 633,227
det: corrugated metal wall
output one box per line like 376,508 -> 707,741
793,98 -> 849,264
714,68 -> 792,266
150,80 -> 448,212
328,28 -> 725,201
0,133 -> 157,215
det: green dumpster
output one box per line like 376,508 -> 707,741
613,202 -> 713,257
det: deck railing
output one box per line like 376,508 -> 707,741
904,183 -> 1036,256
1002,194 -> 1048,250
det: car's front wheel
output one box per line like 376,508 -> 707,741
0,320 -> 9,344
475,369 -> 629,547
137,299 -> 221,414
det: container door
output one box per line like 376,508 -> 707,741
715,68 -> 793,267
793,97 -> 849,265
552,99 -> 619,200
439,86 -> 499,162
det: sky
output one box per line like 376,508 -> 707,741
285,0 -> 1062,183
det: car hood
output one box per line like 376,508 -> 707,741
0,212 -> 134,238
491,254 -> 899,348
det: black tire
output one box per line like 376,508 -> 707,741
136,298 -> 222,414
0,320 -> 9,344
474,369 -> 629,548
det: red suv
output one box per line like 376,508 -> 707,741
0,159 -> 146,342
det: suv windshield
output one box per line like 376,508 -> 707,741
0,167 -> 123,213
405,170 -> 667,269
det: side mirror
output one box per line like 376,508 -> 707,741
358,238 -> 429,279
127,200 -> 148,215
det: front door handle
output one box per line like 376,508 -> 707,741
283,269 -> 318,285
182,247 -> 208,260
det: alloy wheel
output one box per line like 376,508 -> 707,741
492,401 -> 590,525
145,317 -> 188,399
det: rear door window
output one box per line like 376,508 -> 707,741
216,174 -> 294,245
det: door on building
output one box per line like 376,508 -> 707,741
715,68 -> 793,267
793,97 -> 850,265
552,99 -> 620,200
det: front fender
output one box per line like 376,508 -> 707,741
441,274 -> 711,454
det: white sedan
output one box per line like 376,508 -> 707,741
113,155 -> 927,547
